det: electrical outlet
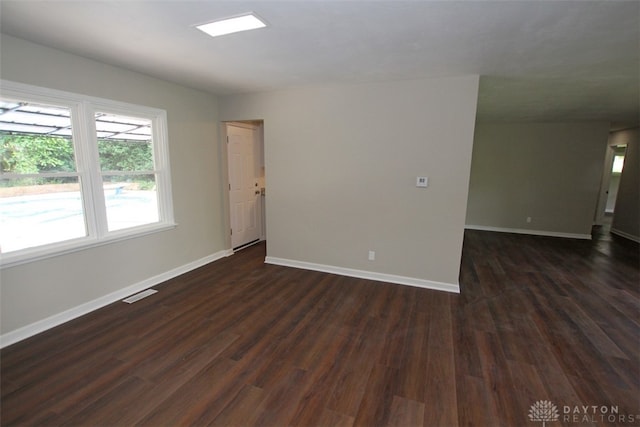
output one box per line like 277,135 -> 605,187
526,216 -> 532,223
368,250 -> 376,261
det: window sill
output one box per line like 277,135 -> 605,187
0,222 -> 177,269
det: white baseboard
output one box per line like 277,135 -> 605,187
265,256 -> 460,294
0,248 -> 234,349
610,228 -> 640,243
465,225 -> 592,240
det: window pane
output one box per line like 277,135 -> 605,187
612,155 -> 624,173
103,174 -> 158,231
0,101 -> 76,174
0,178 -> 86,252
96,112 -> 153,172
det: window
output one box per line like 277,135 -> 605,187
95,112 -> 158,231
612,154 -> 625,174
0,81 -> 174,266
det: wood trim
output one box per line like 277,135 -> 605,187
465,224 -> 592,240
610,227 -> 640,243
265,256 -> 460,294
0,248 -> 234,348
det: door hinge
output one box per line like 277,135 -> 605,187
229,183 -> 231,190
230,228 -> 233,235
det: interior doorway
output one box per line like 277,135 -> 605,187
605,146 -> 626,216
226,121 -> 265,250
595,143 -> 627,227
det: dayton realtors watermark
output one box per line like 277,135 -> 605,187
529,400 -> 639,425
563,405 -> 636,424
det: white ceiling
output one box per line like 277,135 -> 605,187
1,1 -> 638,126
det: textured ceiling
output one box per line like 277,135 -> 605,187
1,1 -> 638,126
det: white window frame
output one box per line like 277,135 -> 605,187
0,80 -> 175,267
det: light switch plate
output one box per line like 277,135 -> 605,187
416,176 -> 428,188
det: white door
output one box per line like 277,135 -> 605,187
227,124 -> 260,249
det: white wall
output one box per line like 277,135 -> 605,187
220,76 -> 480,288
610,128 -> 639,241
0,36 -> 226,341
606,173 -> 621,213
466,122 -> 610,238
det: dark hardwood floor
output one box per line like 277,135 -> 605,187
2,229 -> 638,426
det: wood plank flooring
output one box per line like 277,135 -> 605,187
2,229 -> 638,426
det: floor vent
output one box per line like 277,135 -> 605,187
122,289 -> 158,304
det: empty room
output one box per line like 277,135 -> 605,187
1,1 -> 638,426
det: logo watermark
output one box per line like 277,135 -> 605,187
529,400 -> 639,425
529,401 -> 559,427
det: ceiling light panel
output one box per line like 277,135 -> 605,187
196,13 -> 266,38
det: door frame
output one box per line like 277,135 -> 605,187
221,120 -> 265,251
595,144 -> 616,225
594,141 -> 627,225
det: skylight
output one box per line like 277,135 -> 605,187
196,13 -> 266,38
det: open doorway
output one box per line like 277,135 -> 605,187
605,146 -> 626,216
595,143 -> 627,230
225,121 -> 265,251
